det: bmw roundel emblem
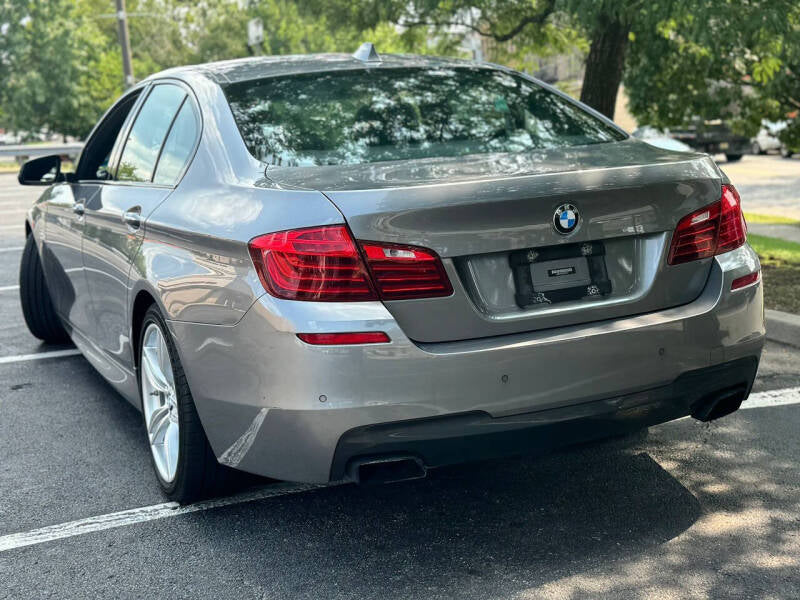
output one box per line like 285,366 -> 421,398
553,204 -> 579,235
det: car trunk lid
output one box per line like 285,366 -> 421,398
266,139 -> 723,343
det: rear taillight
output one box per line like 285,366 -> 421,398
668,184 -> 747,265
361,241 -> 453,300
248,226 -> 377,302
248,225 -> 451,302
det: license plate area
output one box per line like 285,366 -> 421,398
510,241 -> 612,308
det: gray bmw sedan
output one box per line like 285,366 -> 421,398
17,46 -> 764,502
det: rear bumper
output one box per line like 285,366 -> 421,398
168,245 -> 765,483
330,356 -> 758,481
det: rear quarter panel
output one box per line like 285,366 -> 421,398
131,74 -> 345,327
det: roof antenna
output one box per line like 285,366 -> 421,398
353,42 -> 381,63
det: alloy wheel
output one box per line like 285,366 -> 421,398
141,322 -> 180,483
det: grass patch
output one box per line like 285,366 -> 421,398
748,234 -> 800,314
744,212 -> 800,225
0,161 -> 19,173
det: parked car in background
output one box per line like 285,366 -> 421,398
632,127 -> 695,153
669,119 -> 750,162
751,120 -> 786,155
16,46 -> 765,502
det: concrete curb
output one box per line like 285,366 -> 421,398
766,309 -> 800,348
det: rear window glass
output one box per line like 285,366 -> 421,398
222,66 -> 625,167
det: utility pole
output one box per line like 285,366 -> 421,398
115,0 -> 135,88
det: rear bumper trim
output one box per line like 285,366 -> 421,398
329,356 -> 759,481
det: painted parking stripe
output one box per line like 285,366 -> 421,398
0,349 -> 81,365
0,482 -> 332,553
0,285 -> 19,292
740,386 -> 800,409
0,385 -> 797,554
0,246 -> 23,253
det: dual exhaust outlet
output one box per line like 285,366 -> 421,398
345,385 -> 749,485
347,455 -> 427,485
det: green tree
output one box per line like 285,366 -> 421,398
0,0 -> 108,138
624,1 -> 800,139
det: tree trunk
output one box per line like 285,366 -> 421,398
580,15 -> 630,120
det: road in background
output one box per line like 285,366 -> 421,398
722,154 -> 800,220
1,166 -> 799,599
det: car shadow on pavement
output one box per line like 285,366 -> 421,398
188,438 -> 704,599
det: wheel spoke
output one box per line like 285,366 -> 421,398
148,405 -> 170,444
143,346 -> 171,394
158,333 -> 174,388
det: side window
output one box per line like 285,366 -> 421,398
75,90 -> 141,181
117,84 -> 186,182
153,99 -> 199,185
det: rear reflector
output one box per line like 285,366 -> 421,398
668,184 -> 747,265
731,270 -> 760,290
248,225 -> 452,302
361,241 -> 453,300
297,332 -> 390,345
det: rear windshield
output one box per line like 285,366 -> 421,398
223,66 -> 626,167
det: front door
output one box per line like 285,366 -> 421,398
40,182 -> 93,334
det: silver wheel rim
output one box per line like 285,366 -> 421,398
141,322 -> 180,483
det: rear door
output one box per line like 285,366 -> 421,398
82,81 -> 200,366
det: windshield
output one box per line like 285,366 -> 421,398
223,66 -> 626,167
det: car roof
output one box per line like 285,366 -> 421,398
145,52 -> 493,85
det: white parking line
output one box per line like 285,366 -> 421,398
0,246 -> 23,253
0,385 -> 797,554
0,285 -> 19,292
741,386 -> 800,409
0,482 -> 332,553
0,349 -> 81,364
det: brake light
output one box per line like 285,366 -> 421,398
361,241 -> 453,300
717,185 -> 747,254
248,226 -> 377,301
297,332 -> 390,345
248,226 -> 452,302
668,184 -> 747,265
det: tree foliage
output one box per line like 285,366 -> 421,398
624,0 -> 800,138
1,0 -> 798,141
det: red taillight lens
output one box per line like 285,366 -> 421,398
248,226 -> 452,302
717,184 -> 747,254
668,184 -> 747,265
297,332 -> 390,345
361,241 -> 453,300
248,226 -> 377,301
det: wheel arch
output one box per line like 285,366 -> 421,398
129,285 -> 167,374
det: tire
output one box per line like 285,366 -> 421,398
138,305 -> 229,503
750,142 -> 763,155
725,154 -> 743,162
780,145 -> 794,159
19,234 -> 70,343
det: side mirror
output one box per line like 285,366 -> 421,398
18,155 -> 64,186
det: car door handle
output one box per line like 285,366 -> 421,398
123,207 -> 142,230
72,203 -> 85,217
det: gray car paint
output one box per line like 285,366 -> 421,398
24,53 -> 764,483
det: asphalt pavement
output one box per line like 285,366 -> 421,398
722,154 -> 800,220
1,161 -> 800,600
